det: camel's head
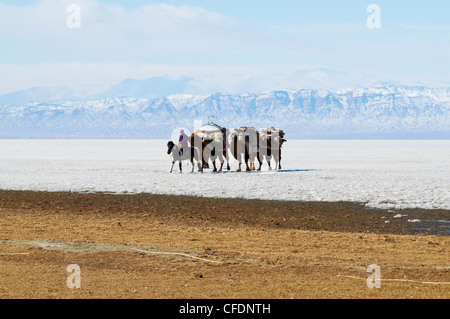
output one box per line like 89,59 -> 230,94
280,138 -> 287,147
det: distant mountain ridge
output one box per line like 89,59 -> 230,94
0,77 -> 195,105
1,85 -> 449,139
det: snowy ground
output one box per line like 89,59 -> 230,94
0,139 -> 449,210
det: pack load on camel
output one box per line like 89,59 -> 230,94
193,123 -> 224,143
258,127 -> 286,139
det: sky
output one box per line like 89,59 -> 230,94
0,0 -> 449,95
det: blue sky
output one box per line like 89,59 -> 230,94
4,0 -> 450,26
0,0 -> 449,94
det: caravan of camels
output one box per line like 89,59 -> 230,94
167,123 -> 287,173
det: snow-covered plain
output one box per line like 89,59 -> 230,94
0,139 -> 449,210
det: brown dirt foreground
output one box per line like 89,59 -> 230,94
0,190 -> 449,299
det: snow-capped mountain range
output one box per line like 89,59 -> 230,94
1,84 -> 449,139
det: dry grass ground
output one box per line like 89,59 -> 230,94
0,190 -> 448,299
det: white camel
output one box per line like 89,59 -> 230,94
166,141 -> 203,173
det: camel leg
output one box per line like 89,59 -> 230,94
278,149 -> 282,170
245,160 -> 251,171
217,154 -> 224,172
202,154 -> 209,169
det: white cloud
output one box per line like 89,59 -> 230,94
0,0 -> 449,95
0,0 -> 317,93
0,0 -> 247,61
